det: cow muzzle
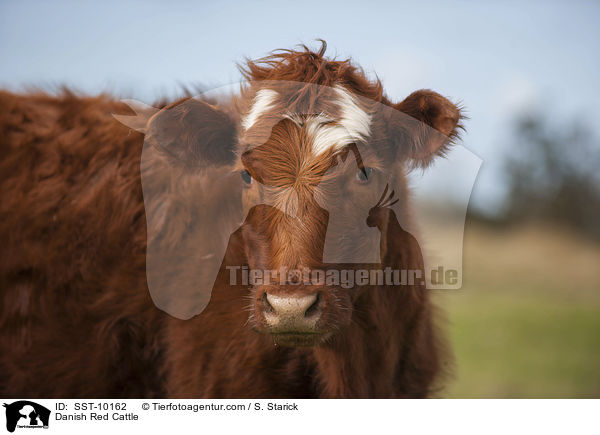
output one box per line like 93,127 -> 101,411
256,287 -> 327,346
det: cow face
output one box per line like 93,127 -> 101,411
232,81 -> 461,346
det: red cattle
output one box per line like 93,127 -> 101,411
0,42 -> 462,398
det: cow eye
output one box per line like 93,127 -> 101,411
241,169 -> 253,185
355,167 -> 374,183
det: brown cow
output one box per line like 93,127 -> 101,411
0,42 -> 462,398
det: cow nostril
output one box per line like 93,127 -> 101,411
304,293 -> 321,318
262,292 -> 274,313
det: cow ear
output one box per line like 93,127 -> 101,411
145,98 -> 238,168
390,90 -> 463,167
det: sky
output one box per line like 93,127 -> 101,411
1,0 -> 599,214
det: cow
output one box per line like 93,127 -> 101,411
0,42 -> 463,398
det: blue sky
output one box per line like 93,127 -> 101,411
1,0 -> 598,213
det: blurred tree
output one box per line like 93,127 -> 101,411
504,113 -> 600,239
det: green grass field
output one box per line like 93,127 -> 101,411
435,222 -> 600,398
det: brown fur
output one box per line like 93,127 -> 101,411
0,43 -> 462,398
0,91 -> 163,397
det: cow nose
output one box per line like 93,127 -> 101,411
261,292 -> 321,330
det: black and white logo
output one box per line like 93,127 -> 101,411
3,401 -> 50,432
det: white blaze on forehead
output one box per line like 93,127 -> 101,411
305,115 -> 349,155
334,85 -> 372,142
241,89 -> 279,131
309,85 -> 372,155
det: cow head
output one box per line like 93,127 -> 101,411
235,75 -> 461,345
